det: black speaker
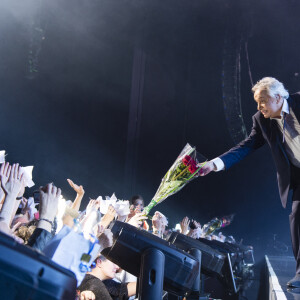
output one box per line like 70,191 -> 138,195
167,232 -> 226,277
167,232 -> 238,294
102,220 -> 200,297
0,231 -> 77,300
197,238 -> 242,266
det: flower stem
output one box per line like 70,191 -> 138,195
173,164 -> 190,181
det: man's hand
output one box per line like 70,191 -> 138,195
198,161 -> 216,176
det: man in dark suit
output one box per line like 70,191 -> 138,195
199,77 -> 300,287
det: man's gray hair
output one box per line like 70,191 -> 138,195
252,77 -> 289,99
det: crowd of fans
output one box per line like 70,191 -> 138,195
0,152 -> 240,300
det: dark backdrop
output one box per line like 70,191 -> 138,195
0,0 -> 300,255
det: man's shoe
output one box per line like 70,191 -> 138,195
287,275 -> 300,288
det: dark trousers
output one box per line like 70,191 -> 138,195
290,198 -> 300,274
290,165 -> 300,274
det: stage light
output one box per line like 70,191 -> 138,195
0,231 -> 77,300
101,220 -> 200,298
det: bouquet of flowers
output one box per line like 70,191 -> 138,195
202,214 -> 235,237
143,143 -> 207,215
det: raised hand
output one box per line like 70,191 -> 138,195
38,183 -> 61,232
0,163 -> 24,197
0,163 -> 25,226
0,162 -> 11,187
187,220 -> 202,239
67,178 -> 84,212
180,216 -> 190,235
67,179 -> 84,196
0,164 -> 25,242
99,205 -> 116,229
152,212 -> 163,232
127,204 -> 142,221
80,200 -> 101,236
194,221 -> 201,229
127,212 -> 148,228
86,199 -> 100,215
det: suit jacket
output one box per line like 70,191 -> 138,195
219,92 -> 300,208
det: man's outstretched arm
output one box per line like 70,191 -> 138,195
199,114 -> 266,176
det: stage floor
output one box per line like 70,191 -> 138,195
266,255 -> 300,300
